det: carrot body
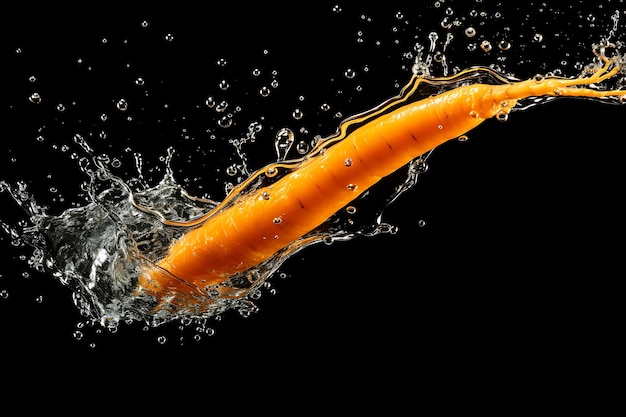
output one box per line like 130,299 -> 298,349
137,56 -> 626,308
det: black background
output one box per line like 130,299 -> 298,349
0,1 -> 622,406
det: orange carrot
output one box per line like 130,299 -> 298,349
137,53 -> 626,311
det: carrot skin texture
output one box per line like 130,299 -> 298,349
140,85 -> 487,295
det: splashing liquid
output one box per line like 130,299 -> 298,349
1,2 -> 625,342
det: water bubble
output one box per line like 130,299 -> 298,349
141,20 -> 149,28
226,164 -> 238,176
464,27 -> 476,38
116,98 -> 128,111
346,183 -> 358,191
480,40 -> 492,52
28,75 -> 36,82
344,68 -> 356,79
218,79 -> 229,90
498,40 -> 511,51
292,108 -> 304,120
217,115 -> 233,128
205,96 -> 216,108
533,33 -> 544,43
157,335 -> 167,344
457,134 -> 469,142
56,103 -> 66,112
296,140 -> 309,154
215,100 -> 228,113
0,289 -> 8,299
28,92 -> 42,104
164,33 -> 174,42
274,127 -> 295,161
259,86 -> 271,97
135,77 -> 145,86
265,167 -> 278,177
344,157 -> 353,167
418,219 -> 427,227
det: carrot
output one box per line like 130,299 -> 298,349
136,52 -> 626,311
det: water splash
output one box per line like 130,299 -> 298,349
2,2 -> 625,343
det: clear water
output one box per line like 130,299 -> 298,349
1,1 -> 625,344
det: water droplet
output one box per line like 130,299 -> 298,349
116,98 -> 128,111
157,335 -> 167,344
464,27 -> 476,38
498,40 -> 511,51
28,92 -> 42,104
164,33 -> 174,42
296,141 -> 309,154
346,183 -> 358,191
480,40 -> 492,52
496,111 -> 509,122
215,100 -> 228,112
344,68 -> 356,79
0,289 -> 8,299
217,115 -> 232,128
346,206 -> 357,214
272,216 -> 282,224
226,164 -> 238,176
259,86 -> 271,97
418,219 -> 427,227
205,96 -> 216,108
135,77 -> 145,86
344,157 -> 353,167
292,108 -> 304,120
274,127 -> 294,161
218,79 -> 229,90
265,166 -> 278,177
56,103 -> 66,112
533,33 -> 543,43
